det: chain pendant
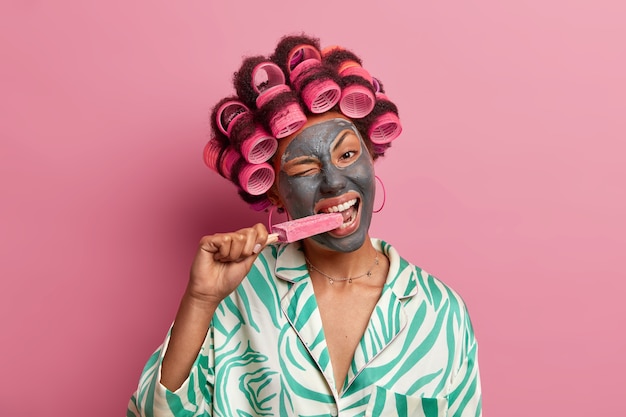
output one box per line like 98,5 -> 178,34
306,253 -> 379,286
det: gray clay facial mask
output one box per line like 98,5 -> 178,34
277,118 -> 375,252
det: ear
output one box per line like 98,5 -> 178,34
266,184 -> 284,209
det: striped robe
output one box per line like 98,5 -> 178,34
128,239 -> 482,417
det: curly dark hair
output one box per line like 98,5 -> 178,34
204,33 -> 402,211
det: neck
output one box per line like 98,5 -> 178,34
302,235 -> 376,279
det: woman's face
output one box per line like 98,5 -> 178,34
274,114 -> 376,252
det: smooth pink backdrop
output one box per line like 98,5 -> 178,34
1,1 -> 624,415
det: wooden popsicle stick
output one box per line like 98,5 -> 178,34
266,233 -> 280,244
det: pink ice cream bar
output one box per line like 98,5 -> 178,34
268,213 -> 343,243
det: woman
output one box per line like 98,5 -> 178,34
128,34 -> 481,417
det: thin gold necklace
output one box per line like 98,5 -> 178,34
304,252 -> 379,284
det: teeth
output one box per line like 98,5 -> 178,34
323,198 -> 357,214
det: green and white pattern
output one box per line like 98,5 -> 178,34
128,239 -> 481,416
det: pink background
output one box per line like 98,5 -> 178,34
1,1 -> 624,415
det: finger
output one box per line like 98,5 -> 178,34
214,234 -> 233,261
198,235 -> 220,254
201,225 -> 269,262
251,223 -> 270,254
236,228 -> 259,257
225,233 -> 246,261
235,226 -> 268,268
229,225 -> 267,258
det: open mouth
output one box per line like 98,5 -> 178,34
317,197 -> 360,230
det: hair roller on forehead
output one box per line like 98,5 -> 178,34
322,47 -> 376,119
210,97 -> 278,164
271,35 -> 342,114
234,57 -> 307,138
203,138 -> 275,196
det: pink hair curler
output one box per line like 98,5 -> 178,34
269,102 -> 307,138
255,84 -> 290,108
289,59 -> 318,87
204,139 -> 275,195
287,44 -> 322,72
252,61 -> 290,111
203,139 -> 238,178
339,84 -> 375,118
219,149 -> 241,181
239,126 -> 278,164
340,65 -> 373,85
252,62 -> 286,95
203,138 -> 227,173
254,86 -> 307,138
367,91 -> 402,144
338,64 -> 375,118
252,61 -> 306,138
290,59 -> 341,113
302,81 -> 342,113
255,84 -> 307,138
237,162 -> 275,196
338,60 -> 361,75
372,77 -> 382,93
368,112 -> 402,144
216,100 -> 250,137
216,101 -> 278,163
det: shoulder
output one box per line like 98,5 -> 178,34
376,238 -> 470,320
416,265 -> 468,315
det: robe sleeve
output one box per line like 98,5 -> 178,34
447,305 -> 482,417
127,326 -> 215,417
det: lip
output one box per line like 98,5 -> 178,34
314,191 -> 361,214
314,191 -> 362,237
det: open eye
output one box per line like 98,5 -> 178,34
332,130 -> 362,167
336,149 -> 359,167
340,151 -> 356,160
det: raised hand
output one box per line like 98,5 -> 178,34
161,222 -> 272,391
187,222 -> 271,304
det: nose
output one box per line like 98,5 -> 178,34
320,166 -> 347,195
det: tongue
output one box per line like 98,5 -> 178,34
340,206 -> 355,222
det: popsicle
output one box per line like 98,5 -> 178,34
267,212 -> 343,243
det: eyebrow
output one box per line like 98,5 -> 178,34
331,130 -> 355,152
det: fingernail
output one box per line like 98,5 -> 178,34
253,243 -> 262,254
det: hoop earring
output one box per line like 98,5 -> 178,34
267,205 -> 289,231
268,205 -> 277,231
373,175 -> 386,213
